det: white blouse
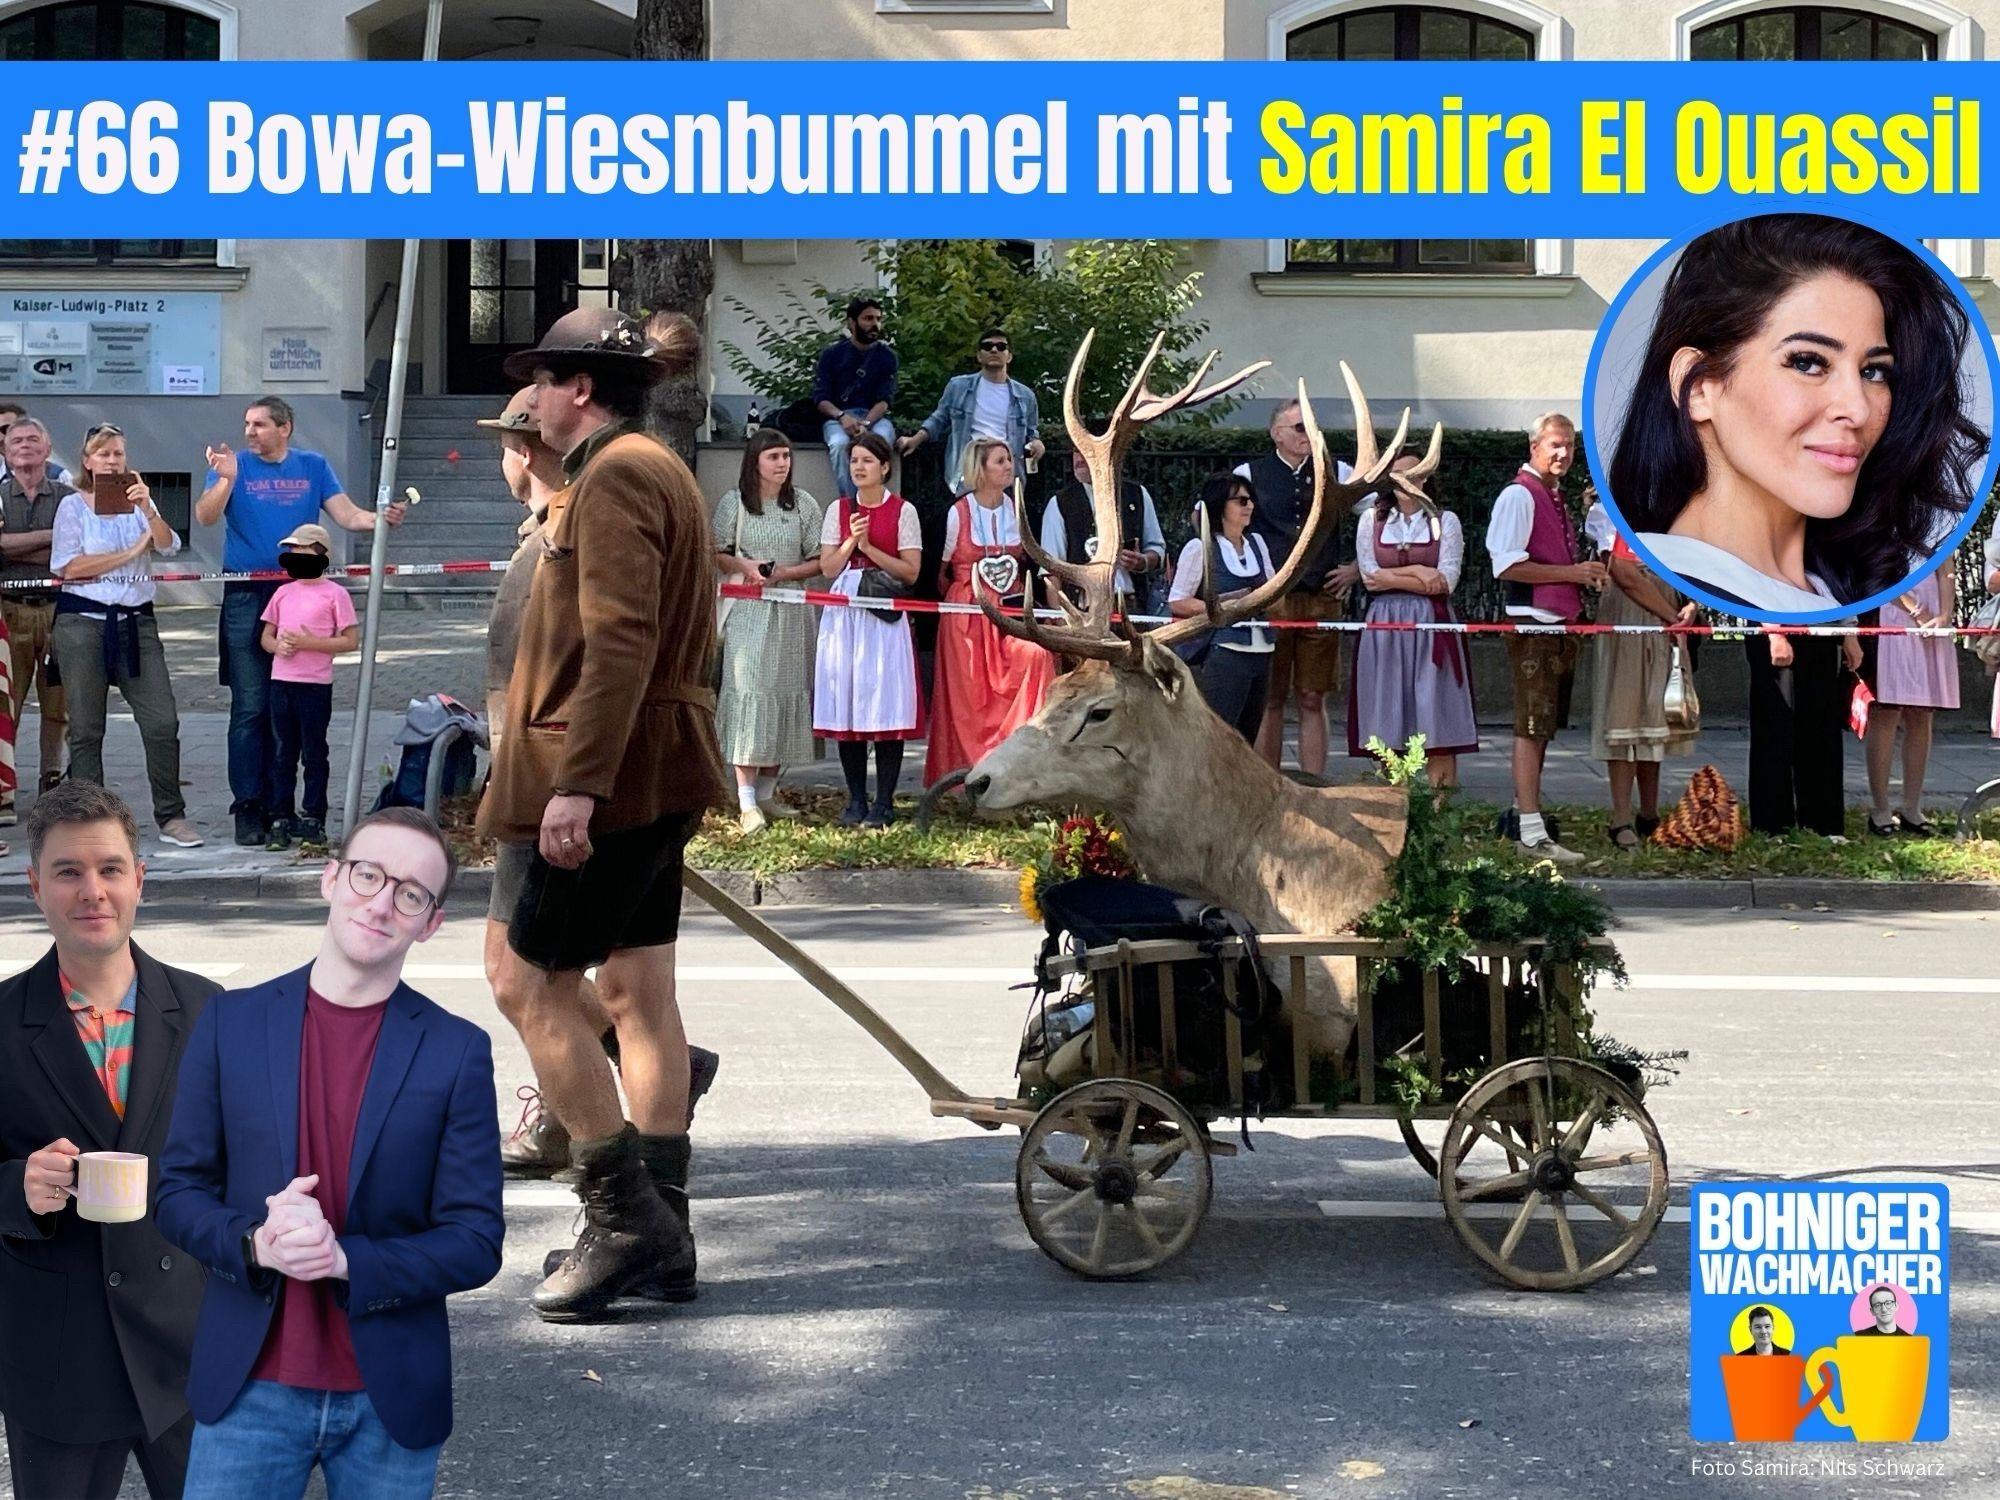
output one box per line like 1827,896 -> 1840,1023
819,495 -> 924,567
1170,533 -> 1277,654
942,497 -> 1021,555
49,492 -> 182,609
1636,533 -> 1840,616
1357,507 -> 1463,591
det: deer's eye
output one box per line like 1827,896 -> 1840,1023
1086,706 -> 1113,725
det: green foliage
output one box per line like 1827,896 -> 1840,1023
720,239 -> 1238,429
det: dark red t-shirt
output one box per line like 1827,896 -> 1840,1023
251,986 -> 386,1392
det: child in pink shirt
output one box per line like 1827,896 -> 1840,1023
259,524 -> 359,849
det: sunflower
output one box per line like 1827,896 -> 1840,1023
1019,866 -> 1043,925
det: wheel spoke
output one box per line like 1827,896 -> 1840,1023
1524,1077 -> 1550,1153
1550,1195 -> 1581,1275
1131,1142 -> 1187,1178
1114,1097 -> 1140,1156
1571,1150 -> 1652,1175
1569,1182 -> 1633,1232
1040,1185 -> 1095,1227
1498,1189 -> 1544,1262
1561,1094 -> 1606,1158
1135,1179 -> 1186,1205
1463,1116 -> 1521,1160
1126,1201 -> 1167,1256
1457,1169 -> 1533,1203
1030,1151 -> 1093,1191
1087,1204 -> 1111,1271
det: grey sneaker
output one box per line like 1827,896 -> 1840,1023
1517,835 -> 1584,866
158,818 -> 204,848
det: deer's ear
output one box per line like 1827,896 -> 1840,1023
1138,636 -> 1187,700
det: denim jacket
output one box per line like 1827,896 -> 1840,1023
917,374 -> 1040,482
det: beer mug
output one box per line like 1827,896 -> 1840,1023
1805,1335 -> 1931,1443
73,1151 -> 149,1224
1718,1354 -> 1831,1441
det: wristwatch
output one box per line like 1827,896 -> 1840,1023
240,1225 -> 262,1274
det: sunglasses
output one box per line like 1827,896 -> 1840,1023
978,340 -> 1010,352
86,422 -> 123,438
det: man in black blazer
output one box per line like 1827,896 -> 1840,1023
0,783 -> 218,1500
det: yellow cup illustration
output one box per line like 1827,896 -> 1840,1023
1804,1335 -> 1930,1442
74,1151 -> 148,1224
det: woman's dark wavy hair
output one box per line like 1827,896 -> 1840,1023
1608,213 -> 1986,604
736,427 -> 796,516
1196,471 -> 1256,542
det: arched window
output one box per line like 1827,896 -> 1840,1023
1691,6 -> 1935,59
1285,6 -> 1534,275
0,1 -> 220,264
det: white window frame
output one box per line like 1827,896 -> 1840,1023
1263,0 -> 1573,288
876,0 -> 1053,13
1673,1 -> 1978,278
0,0 -> 238,268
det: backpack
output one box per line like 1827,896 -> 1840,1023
1023,876 -> 1277,1113
372,694 -> 483,813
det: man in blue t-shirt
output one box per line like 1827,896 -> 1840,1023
197,395 -> 405,847
812,296 -> 898,499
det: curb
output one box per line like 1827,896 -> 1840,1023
5,867 -> 1992,913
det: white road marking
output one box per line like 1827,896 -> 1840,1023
402,962 -> 1027,984
1318,1199 -> 1690,1224
1626,974 -> 2000,994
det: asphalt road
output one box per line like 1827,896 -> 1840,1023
0,900 -> 1993,1500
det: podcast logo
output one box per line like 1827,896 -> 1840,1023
1690,1183 -> 1949,1445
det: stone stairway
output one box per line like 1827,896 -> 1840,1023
368,394 -> 524,603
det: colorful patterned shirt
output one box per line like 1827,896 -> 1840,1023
61,971 -> 138,1118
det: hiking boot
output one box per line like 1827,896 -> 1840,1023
266,818 -> 294,852
688,1046 -> 720,1126
501,1086 -> 571,1178
38,769 -> 62,794
542,1132 -> 698,1303
234,807 -> 268,847
531,1125 -> 694,1323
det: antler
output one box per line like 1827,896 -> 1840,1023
1148,364 -> 1411,655
977,327 -> 1268,665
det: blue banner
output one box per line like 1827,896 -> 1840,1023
1689,1183 -> 1950,1449
0,61 -> 1992,238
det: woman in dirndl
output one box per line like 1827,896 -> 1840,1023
814,430 -> 924,827
1860,556 -> 1958,836
1347,455 -> 1477,787
1587,492 -> 1699,848
1168,473 -> 1278,744
925,436 -> 1054,783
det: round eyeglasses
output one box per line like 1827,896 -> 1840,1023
342,859 -> 439,917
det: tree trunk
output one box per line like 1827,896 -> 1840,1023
622,0 -> 712,464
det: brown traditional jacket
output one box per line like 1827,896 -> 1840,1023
477,422 -> 727,842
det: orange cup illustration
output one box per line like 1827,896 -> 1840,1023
73,1151 -> 149,1224
1806,1336 -> 1930,1442
1719,1354 -> 1831,1441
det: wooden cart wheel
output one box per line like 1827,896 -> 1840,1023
1015,1079 -> 1212,1279
1398,1114 -> 1533,1201
1437,1057 -> 1668,1291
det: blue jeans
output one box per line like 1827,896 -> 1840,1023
183,1381 -> 441,1500
220,580 -> 281,814
822,410 -> 897,497
268,678 -> 334,822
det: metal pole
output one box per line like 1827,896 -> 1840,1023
342,0 -> 444,831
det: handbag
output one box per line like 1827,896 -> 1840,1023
1662,641 -> 1700,732
855,566 -> 913,616
1971,594 -> 2000,675
714,498 -> 746,640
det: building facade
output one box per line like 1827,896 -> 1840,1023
2,0 -> 1994,561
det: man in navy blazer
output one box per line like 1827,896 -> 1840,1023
157,807 -> 503,1499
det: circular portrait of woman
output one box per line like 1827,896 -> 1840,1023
1586,212 -> 1997,623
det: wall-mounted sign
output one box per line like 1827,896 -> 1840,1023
262,327 -> 329,382
0,292 -> 221,396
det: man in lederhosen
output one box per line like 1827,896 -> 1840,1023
480,309 -> 728,1322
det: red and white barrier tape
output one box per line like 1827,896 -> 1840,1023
17,558 -> 1980,639
717,580 -> 1997,639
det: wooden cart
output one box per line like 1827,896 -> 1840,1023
688,876 -> 1668,1292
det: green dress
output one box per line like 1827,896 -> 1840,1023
713,487 -> 824,767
